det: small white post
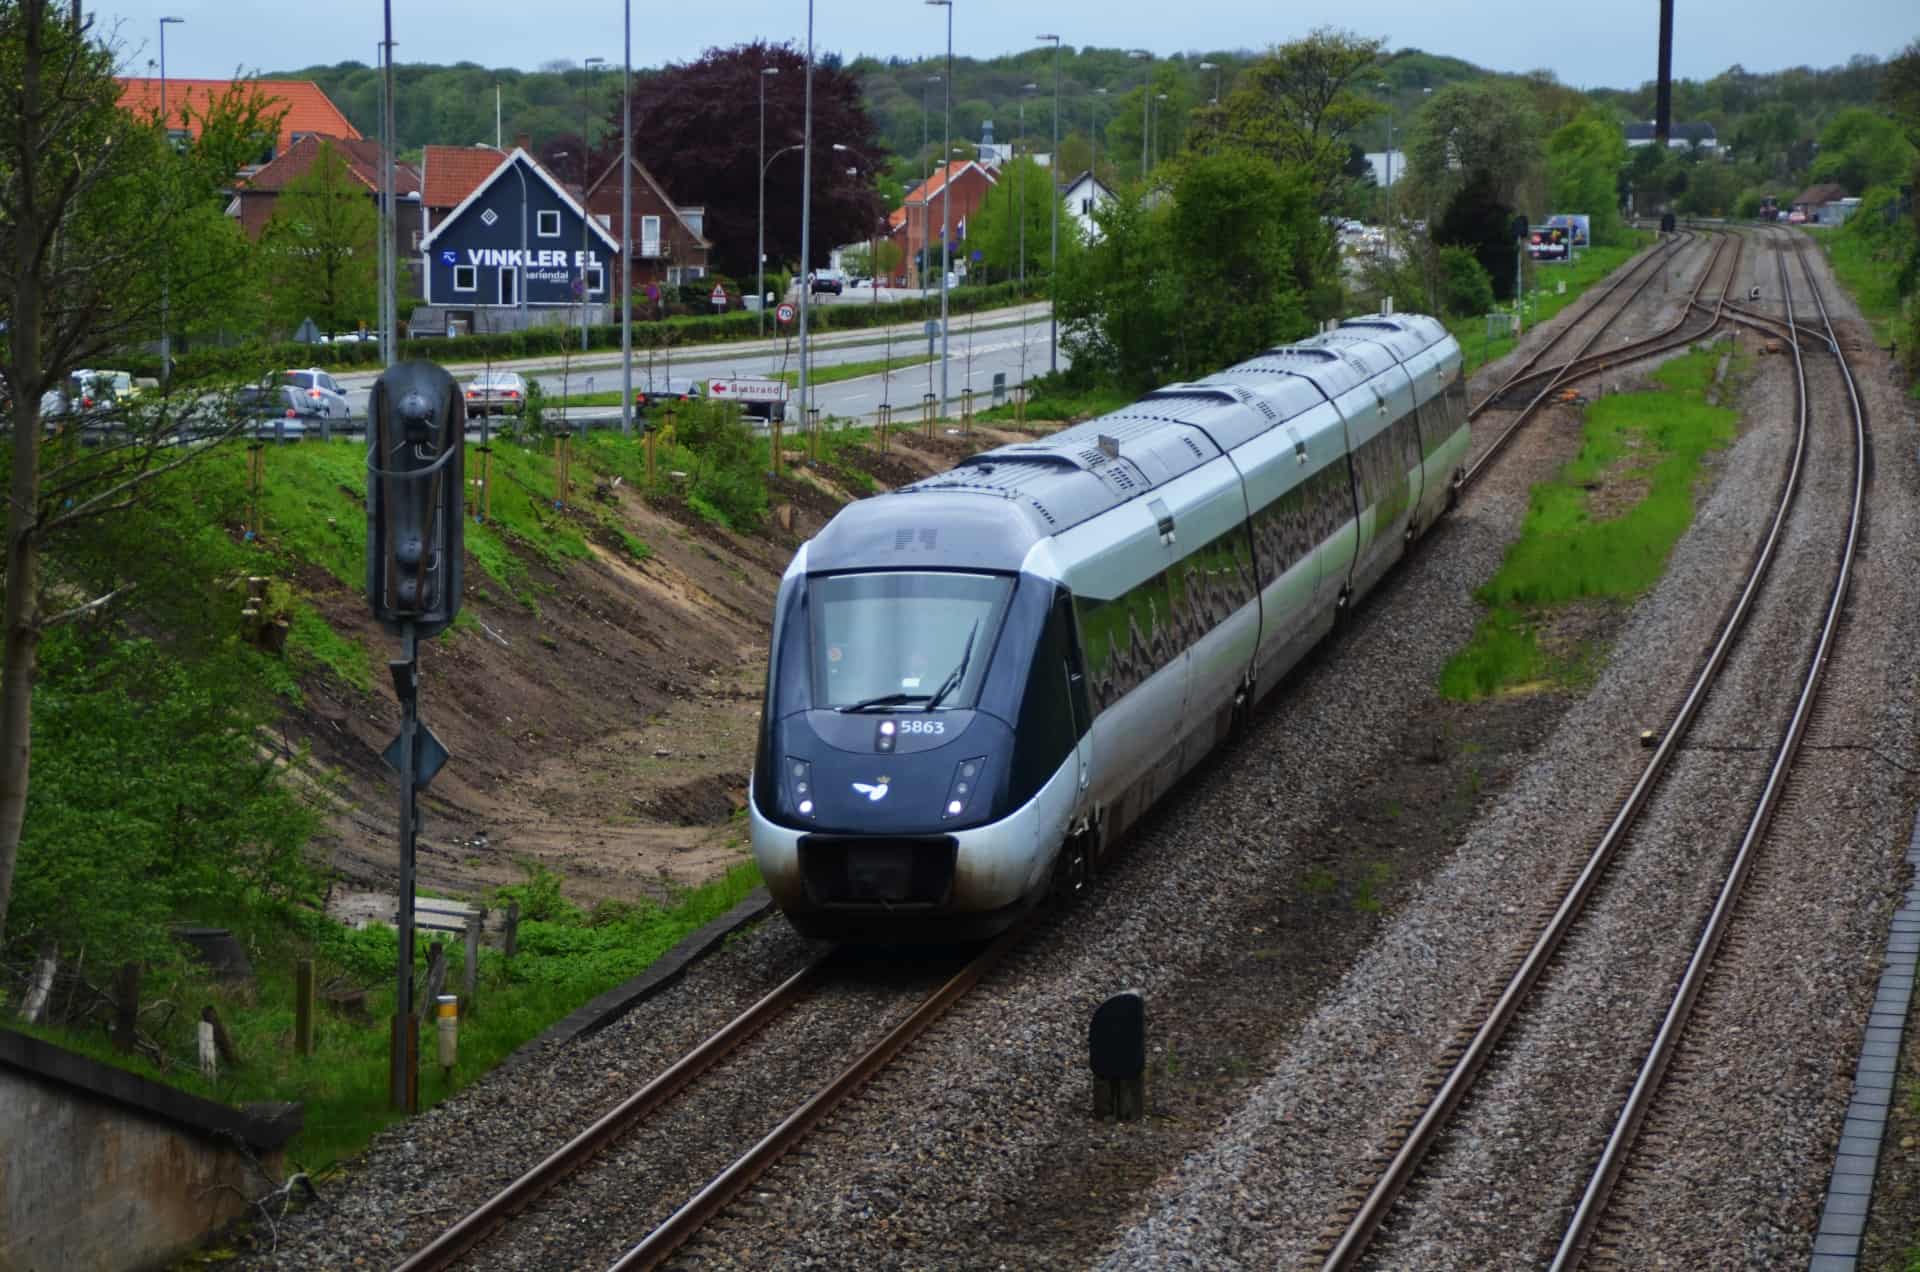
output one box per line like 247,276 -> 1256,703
198,1020 -> 218,1079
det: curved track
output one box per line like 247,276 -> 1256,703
1318,224 -> 1862,1269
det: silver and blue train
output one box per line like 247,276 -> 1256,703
749,313 -> 1469,942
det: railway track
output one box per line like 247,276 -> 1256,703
1315,226 -> 1866,1269
396,927 -> 1027,1271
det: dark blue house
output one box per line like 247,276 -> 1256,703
420,148 -> 622,313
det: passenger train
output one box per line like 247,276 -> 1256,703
749,312 -> 1469,942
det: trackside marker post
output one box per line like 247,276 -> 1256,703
1090,990 -> 1146,1120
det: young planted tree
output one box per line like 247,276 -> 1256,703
259,140 -> 380,337
0,0 -> 269,945
966,155 -> 1077,280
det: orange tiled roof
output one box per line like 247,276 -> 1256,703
116,78 -> 359,151
423,145 -> 508,210
244,135 -> 419,196
891,160 -> 991,229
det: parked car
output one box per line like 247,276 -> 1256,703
809,269 -> 846,296
1785,209 -> 1807,225
74,368 -> 136,402
633,377 -> 705,410
234,385 -> 318,442
41,371 -> 120,420
464,371 -> 528,417
279,368 -> 351,419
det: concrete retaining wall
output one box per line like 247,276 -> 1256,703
0,1028 -> 299,1272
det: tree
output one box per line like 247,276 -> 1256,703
1406,79 -> 1545,214
259,141 -> 379,337
1434,169 -> 1519,301
617,41 -> 885,276
1811,107 -> 1916,194
1546,109 -> 1628,245
1202,29 -> 1386,186
0,1 -> 264,945
965,155 -> 1077,280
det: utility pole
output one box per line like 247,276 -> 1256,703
1038,33 -> 1061,373
929,0 -> 954,414
381,5 -> 397,367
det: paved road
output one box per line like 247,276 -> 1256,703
334,300 -> 1064,428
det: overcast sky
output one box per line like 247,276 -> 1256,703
99,0 -> 1909,93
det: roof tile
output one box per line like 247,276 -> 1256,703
423,145 -> 508,210
116,78 -> 359,150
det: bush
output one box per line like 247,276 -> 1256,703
1440,246 -> 1497,317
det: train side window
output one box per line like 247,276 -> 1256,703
1056,587 -> 1091,739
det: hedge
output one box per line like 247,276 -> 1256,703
127,280 -> 1041,384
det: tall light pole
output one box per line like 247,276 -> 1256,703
1152,93 -> 1168,172
928,0 -> 953,413
797,0 -> 816,431
380,11 -> 397,366
1130,50 -> 1152,181
1092,86 -> 1108,186
621,0 -> 632,433
920,73 -> 940,291
158,15 -> 183,382
1018,84 -> 1036,287
1376,81 -> 1394,195
1037,32 -> 1060,372
757,65 -> 779,336
1200,60 -> 1220,104
580,56 -> 604,351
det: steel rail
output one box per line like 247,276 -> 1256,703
1466,232 -> 1692,418
395,957 -> 831,1272
1321,225 -> 1800,1270
608,921 -> 1028,1271
1458,231 -> 1736,489
1550,231 -> 1865,1269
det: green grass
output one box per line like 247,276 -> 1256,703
1440,345 -> 1738,700
14,859 -> 764,1173
975,380 -> 1136,425
1446,236 -> 1653,380
1814,227 -> 1905,353
536,354 -> 937,408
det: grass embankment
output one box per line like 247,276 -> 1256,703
542,354 -> 937,407
1811,226 -> 1904,352
975,380 -> 1135,426
1439,345 -> 1739,700
1447,235 -> 1655,379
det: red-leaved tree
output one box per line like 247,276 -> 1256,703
615,41 -> 885,276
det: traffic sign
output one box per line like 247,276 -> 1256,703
776,302 -> 797,326
710,282 -> 727,307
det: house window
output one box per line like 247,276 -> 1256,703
685,265 -> 706,280
537,209 -> 560,238
641,215 -> 661,257
453,264 -> 477,292
586,265 -> 605,295
1081,198 -> 1091,215
666,266 -> 682,286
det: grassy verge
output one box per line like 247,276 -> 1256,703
975,378 -> 1136,426
1439,344 -> 1739,700
1447,236 -> 1653,380
537,354 -> 938,407
13,859 -> 761,1171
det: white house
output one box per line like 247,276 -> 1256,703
1364,149 -> 1407,188
1625,121 -> 1718,151
1059,170 -> 1117,241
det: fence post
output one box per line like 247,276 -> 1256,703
770,414 -> 784,478
246,441 -> 265,537
462,911 -> 482,1013
503,901 -> 520,959
423,940 -> 447,1008
922,392 -> 936,436
960,387 -> 974,427
19,942 -> 56,1024
203,1004 -> 241,1067
554,431 -> 573,505
877,403 -> 891,452
295,959 -> 315,1056
808,407 -> 822,462
645,427 -> 656,485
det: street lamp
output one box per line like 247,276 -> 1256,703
1092,87 -> 1108,186
580,56 -> 605,351
159,15 -> 183,382
1376,81 -> 1394,193
1036,32 -> 1061,372
1130,50 -> 1152,181
1018,84 -> 1037,288
757,65 -> 779,335
920,74 -> 941,291
622,1 -> 633,433
1153,93 -> 1168,173
1200,60 -> 1220,105
798,0 -> 818,432
928,0 -> 954,414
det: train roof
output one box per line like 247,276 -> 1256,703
806,313 -> 1456,572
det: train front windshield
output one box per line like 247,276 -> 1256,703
809,571 -> 1011,711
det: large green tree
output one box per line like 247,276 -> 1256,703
1811,106 -> 1917,194
1057,151 -> 1317,390
259,140 -> 380,337
0,0 -> 267,946
1406,79 -> 1546,214
965,155 -> 1078,280
1200,28 -> 1386,187
1545,109 -> 1628,245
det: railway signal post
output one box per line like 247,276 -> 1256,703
367,361 -> 466,1112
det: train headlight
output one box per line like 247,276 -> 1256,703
942,756 -> 988,820
786,757 -> 815,817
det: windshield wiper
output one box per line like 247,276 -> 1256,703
838,692 -> 932,713
925,620 -> 981,712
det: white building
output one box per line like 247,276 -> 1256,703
1059,170 -> 1117,241
1364,149 -> 1407,188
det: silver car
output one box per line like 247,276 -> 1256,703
280,368 -> 351,419
464,371 -> 528,417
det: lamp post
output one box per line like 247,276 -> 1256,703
1130,50 -> 1152,181
159,15 -> 183,383
1152,93 -> 1168,172
919,74 -> 941,290
1037,32 -> 1060,372
928,0 -> 954,414
757,65 -> 779,336
580,56 -> 604,351
797,0 -> 816,432
1200,60 -> 1220,104
761,139 -> 844,331
1092,86 -> 1107,186
1376,81 -> 1394,194
621,0 -> 632,433
1018,84 -> 1036,288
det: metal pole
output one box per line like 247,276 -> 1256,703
621,2 -> 632,434
382,18 -> 398,367
1018,90 -> 1028,289
758,67 -> 768,337
517,162 -> 528,327
797,0 -> 814,430
376,42 -> 389,362
932,0 -> 953,414
1040,33 -> 1061,372
582,57 -> 603,352
391,621 -> 418,1112
159,16 -> 182,384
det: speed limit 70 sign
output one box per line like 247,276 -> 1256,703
776,302 -> 797,326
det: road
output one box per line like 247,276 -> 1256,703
331,299 -> 1067,428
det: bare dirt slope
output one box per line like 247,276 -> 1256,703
293,425 -> 1039,912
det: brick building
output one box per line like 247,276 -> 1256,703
886,161 -> 998,284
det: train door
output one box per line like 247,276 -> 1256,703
1056,587 -> 1093,808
